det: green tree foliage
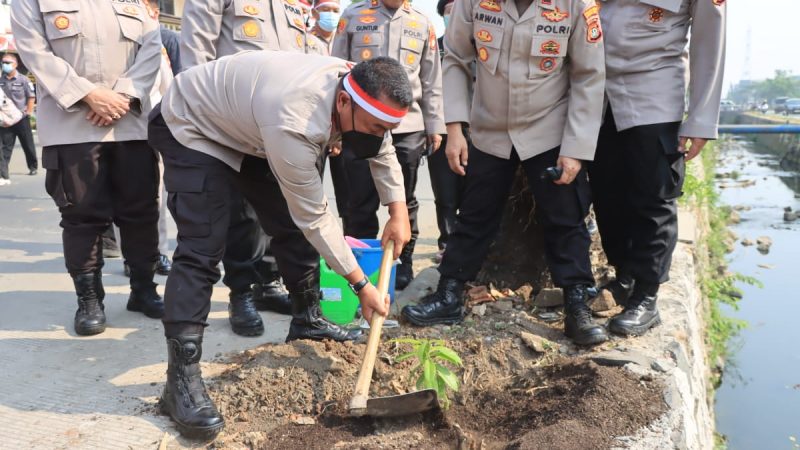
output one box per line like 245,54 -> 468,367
728,70 -> 800,104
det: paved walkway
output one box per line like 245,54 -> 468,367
0,135 -> 439,449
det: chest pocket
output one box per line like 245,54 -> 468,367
352,31 -> 382,62
473,25 -> 502,75
400,36 -> 424,70
529,35 -> 568,78
232,0 -> 268,43
39,0 -> 81,41
637,0 -> 683,31
111,3 -> 145,44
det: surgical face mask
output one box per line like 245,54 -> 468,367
443,15 -> 450,28
1,63 -> 13,74
340,103 -> 384,160
317,10 -> 340,32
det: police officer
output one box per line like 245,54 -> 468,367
180,0 -> 322,337
0,53 -> 37,182
149,53 -> 411,439
11,0 -> 164,336
589,0 -> 726,336
402,0 -> 608,346
309,0 -> 341,55
332,0 -> 446,290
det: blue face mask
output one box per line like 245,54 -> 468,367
1,63 -> 13,74
317,11 -> 341,32
443,15 -> 450,28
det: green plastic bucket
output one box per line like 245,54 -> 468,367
319,239 -> 397,325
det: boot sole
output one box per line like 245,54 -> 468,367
75,324 -> 106,336
159,402 -> 224,441
401,312 -> 463,327
564,330 -> 608,346
609,314 -> 662,337
126,302 -> 164,319
231,323 -> 265,337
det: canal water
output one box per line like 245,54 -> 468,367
713,137 -> 800,449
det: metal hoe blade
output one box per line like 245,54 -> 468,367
351,389 -> 439,418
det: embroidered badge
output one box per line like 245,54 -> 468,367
406,53 -> 416,65
540,57 -> 556,72
360,9 -> 377,14
582,3 -> 599,21
54,15 -> 70,30
360,16 -> 377,24
243,5 -> 260,15
286,0 -> 297,5
542,7 -> 569,22
361,48 -> 372,60
408,20 -> 420,29
586,21 -> 602,43
294,17 -> 306,29
648,7 -> 663,22
363,34 -> 372,44
540,40 -> 560,55
242,20 -> 259,37
478,47 -> 489,62
296,33 -> 304,48
479,0 -> 502,13
123,5 -> 139,15
337,18 -> 348,32
371,0 -> 379,7
429,26 -> 437,49
476,29 -> 493,42
408,38 -> 418,49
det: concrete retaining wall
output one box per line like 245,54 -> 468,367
734,113 -> 800,170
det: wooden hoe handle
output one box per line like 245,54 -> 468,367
349,240 -> 395,413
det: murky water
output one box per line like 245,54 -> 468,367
713,138 -> 800,449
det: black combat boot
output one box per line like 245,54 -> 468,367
401,277 -> 464,326
126,264 -> 165,319
608,282 -> 661,336
597,272 -> 635,307
395,242 -> 415,290
252,271 -> 292,315
72,272 -> 106,336
228,290 -> 264,336
156,254 -> 172,276
160,333 -> 224,440
563,285 -> 608,346
285,276 -> 361,342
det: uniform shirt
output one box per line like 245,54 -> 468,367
10,0 -> 161,147
0,73 -> 35,117
600,0 -> 726,139
180,0 -> 318,69
444,0 -> 606,161
160,51 -> 406,275
308,28 -> 333,56
332,0 -> 445,135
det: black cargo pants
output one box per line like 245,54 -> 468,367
588,108 -> 685,285
148,113 -> 319,332
439,146 -> 594,288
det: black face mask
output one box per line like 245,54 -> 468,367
340,103 -> 385,160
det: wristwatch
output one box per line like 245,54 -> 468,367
349,276 -> 370,294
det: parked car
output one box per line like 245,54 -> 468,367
784,98 -> 800,115
720,100 -> 736,112
773,97 -> 789,113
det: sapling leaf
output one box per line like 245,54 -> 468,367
435,364 -> 460,392
431,347 -> 463,366
422,359 -> 436,390
395,352 -> 417,362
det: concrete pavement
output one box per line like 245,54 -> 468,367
0,134 -> 440,449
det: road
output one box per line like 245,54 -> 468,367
0,133 -> 441,449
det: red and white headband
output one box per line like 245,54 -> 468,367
314,1 -> 339,9
343,73 -> 408,124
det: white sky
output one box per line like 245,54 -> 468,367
344,0 -> 798,94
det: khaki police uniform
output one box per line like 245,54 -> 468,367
331,0 -> 445,273
439,0 -> 605,287
11,0 -> 162,277
180,0 -> 323,300
588,0 -> 726,287
148,51 -> 405,329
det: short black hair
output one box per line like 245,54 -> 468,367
350,57 -> 413,109
436,0 -> 453,17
